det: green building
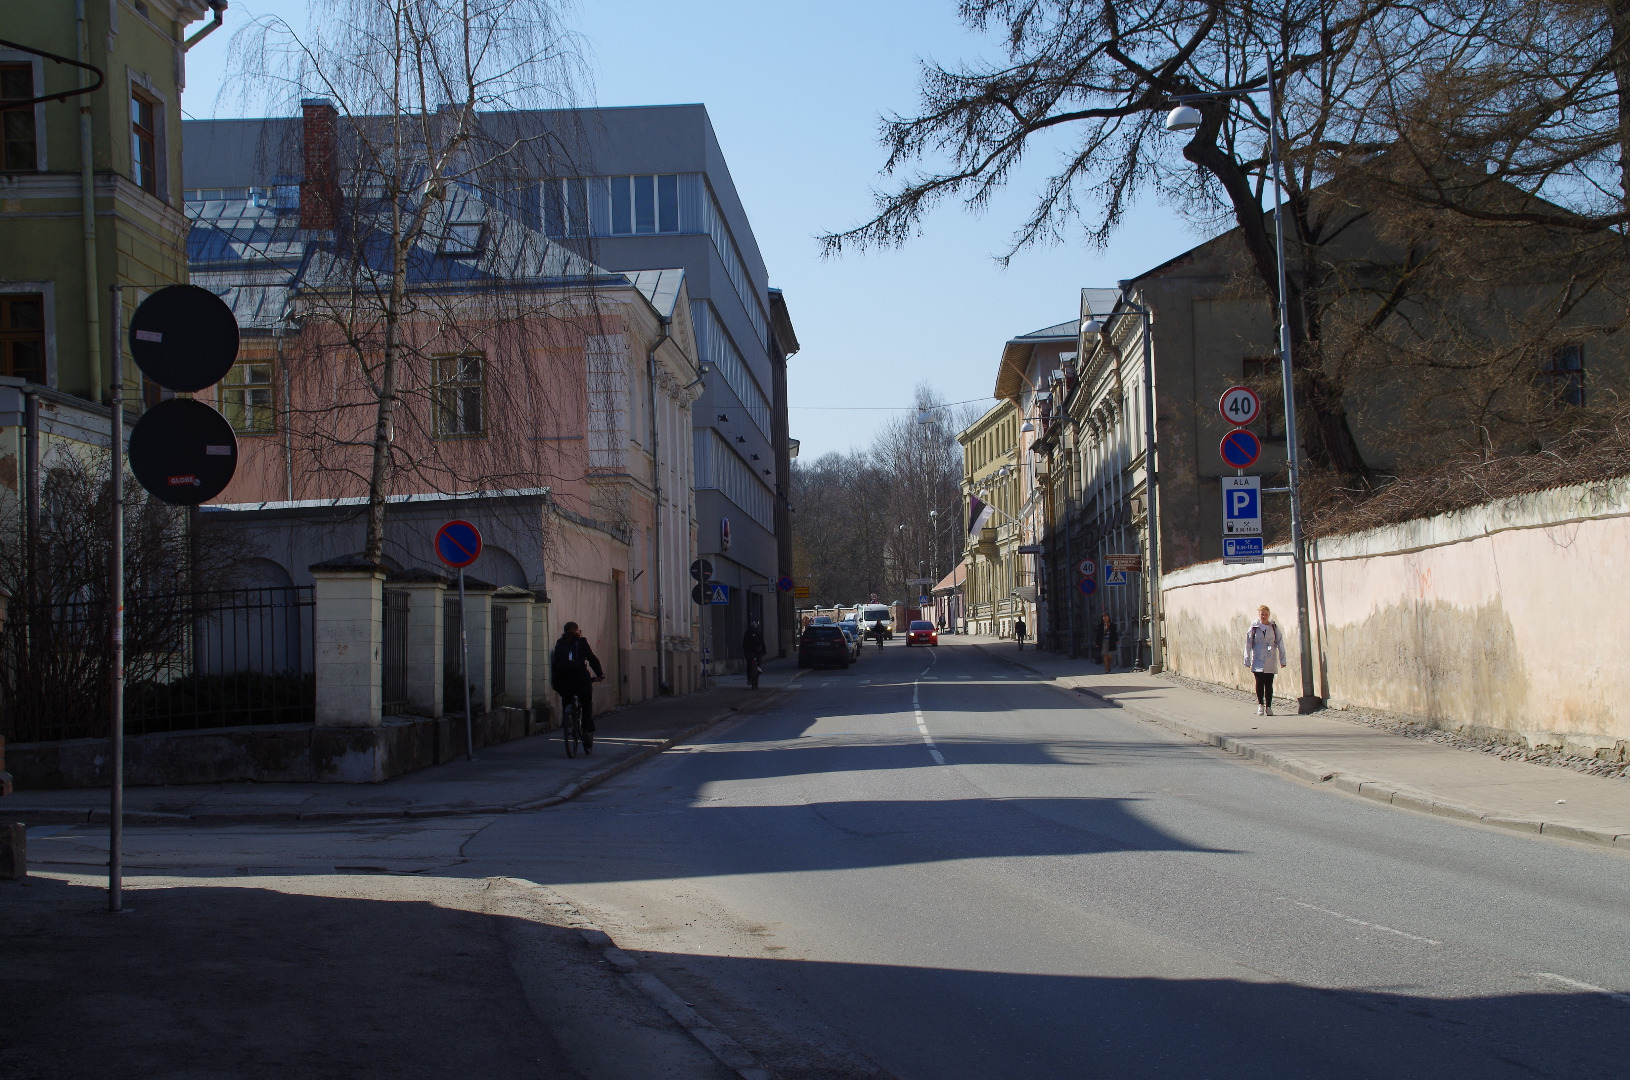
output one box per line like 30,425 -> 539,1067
1,0 -> 226,477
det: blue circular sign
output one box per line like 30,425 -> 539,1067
777,575 -> 794,593
1078,576 -> 1098,596
1219,428 -> 1262,470
435,519 -> 483,569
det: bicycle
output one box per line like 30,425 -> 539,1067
746,654 -> 761,690
560,697 -> 582,758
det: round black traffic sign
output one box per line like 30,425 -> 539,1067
129,284 -> 240,392
689,558 -> 714,582
127,398 -> 239,505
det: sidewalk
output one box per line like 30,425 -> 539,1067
1,661 -> 803,826
964,637 -> 1630,850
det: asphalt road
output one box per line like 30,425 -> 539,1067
470,638 -> 1630,1079
27,638 -> 1630,1077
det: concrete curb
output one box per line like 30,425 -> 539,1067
4,678 -> 802,828
503,878 -> 772,1080
979,646 -> 1630,851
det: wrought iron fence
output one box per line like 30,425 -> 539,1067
0,586 -> 315,743
491,604 -> 508,698
382,589 -> 409,714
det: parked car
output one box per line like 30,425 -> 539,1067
838,620 -> 863,660
905,620 -> 938,647
798,624 -> 851,669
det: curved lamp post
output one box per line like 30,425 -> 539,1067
1163,75 -> 1320,713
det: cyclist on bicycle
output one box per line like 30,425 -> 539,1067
551,621 -> 605,752
742,621 -> 766,687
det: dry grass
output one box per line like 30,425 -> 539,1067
1301,405 -> 1630,540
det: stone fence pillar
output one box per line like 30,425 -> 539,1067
530,593 -> 552,729
491,586 -> 535,711
310,557 -> 385,727
390,568 -> 447,718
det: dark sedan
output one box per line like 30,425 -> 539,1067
798,624 -> 851,669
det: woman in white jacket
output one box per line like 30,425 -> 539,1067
1244,605 -> 1287,715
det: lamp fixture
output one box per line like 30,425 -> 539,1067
1165,104 -> 1203,131
1081,316 -> 1104,336
1020,420 -> 1035,433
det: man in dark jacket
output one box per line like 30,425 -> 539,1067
551,621 -> 605,750
742,622 -> 766,663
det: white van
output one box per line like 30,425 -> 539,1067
858,604 -> 894,641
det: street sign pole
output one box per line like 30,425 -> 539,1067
1268,76 -> 1322,715
435,520 -> 483,760
457,567 -> 473,761
108,283 -> 125,914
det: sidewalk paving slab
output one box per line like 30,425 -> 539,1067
1,661 -> 803,826
963,637 -> 1630,851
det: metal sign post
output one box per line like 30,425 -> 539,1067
104,283 -> 244,912
108,285 -> 124,914
434,519 -> 482,761
457,568 -> 472,761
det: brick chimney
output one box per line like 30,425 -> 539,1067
300,97 -> 340,232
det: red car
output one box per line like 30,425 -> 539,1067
905,620 -> 938,646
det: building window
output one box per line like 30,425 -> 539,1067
220,360 -> 275,433
433,353 -> 485,437
1538,344 -> 1584,407
1,63 -> 37,171
609,174 -> 679,235
131,89 -> 158,195
1242,356 -> 1286,439
543,177 -> 588,237
0,293 -> 45,382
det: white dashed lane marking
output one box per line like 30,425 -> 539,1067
912,650 -> 945,766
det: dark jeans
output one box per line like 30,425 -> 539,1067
558,686 -> 595,731
1254,671 -> 1275,706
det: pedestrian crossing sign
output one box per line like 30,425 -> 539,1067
1104,566 -> 1128,586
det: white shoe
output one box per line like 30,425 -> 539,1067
1264,706 -> 1273,716
1256,704 -> 1264,716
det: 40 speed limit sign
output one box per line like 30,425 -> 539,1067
1219,385 -> 1262,427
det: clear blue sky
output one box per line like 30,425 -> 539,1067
181,0 -> 1204,460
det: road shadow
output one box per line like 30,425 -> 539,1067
0,874 -> 733,1080
5,873 -> 1619,1080
624,946 -> 1626,1080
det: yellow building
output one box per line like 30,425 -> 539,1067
957,399 -> 1023,637
2,0 -> 225,489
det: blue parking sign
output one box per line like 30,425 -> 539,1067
1221,476 -> 1262,535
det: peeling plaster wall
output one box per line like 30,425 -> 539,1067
1161,478 -> 1630,740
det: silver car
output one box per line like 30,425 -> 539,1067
837,621 -> 863,661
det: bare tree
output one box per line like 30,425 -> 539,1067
224,0 -> 592,562
0,454 -> 255,742
791,385 -> 970,606
820,2 -> 1630,479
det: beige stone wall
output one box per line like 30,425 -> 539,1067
1162,477 -> 1630,744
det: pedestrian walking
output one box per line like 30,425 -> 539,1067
1093,613 -> 1120,673
1014,617 -> 1027,651
1244,605 -> 1287,716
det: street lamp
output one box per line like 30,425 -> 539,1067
1161,72 -> 1320,713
